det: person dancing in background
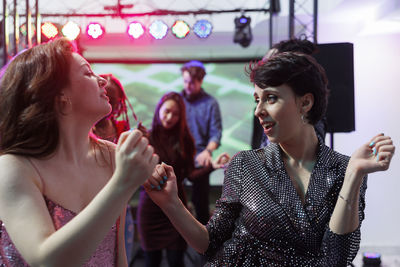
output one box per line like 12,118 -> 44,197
0,38 -> 158,266
143,52 -> 395,266
136,92 -> 229,267
92,73 -> 137,264
93,73 -> 136,143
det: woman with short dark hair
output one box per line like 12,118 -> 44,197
144,52 -> 395,266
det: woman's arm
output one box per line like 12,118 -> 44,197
144,163 -> 210,253
0,130 -> 158,267
322,134 -> 394,266
329,133 -> 394,233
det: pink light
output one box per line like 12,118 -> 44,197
127,22 -> 145,39
86,22 -> 105,39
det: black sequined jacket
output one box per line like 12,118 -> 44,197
205,141 -> 367,267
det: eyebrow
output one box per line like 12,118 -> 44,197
80,63 -> 91,69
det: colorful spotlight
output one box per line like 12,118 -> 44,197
41,22 -> 59,40
62,21 -> 81,40
20,23 -> 36,37
127,22 -> 145,39
193,20 -> 212,38
86,22 -> 105,39
149,20 -> 168,40
171,20 -> 190,39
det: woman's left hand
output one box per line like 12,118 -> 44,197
212,152 -> 231,169
348,133 -> 395,176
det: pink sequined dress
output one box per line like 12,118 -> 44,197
0,196 -> 118,266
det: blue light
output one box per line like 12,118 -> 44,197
149,20 -> 168,40
239,17 -> 248,24
193,19 -> 213,38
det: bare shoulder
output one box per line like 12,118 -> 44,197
0,154 -> 43,205
0,154 -> 33,180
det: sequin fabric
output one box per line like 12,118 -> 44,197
205,141 -> 367,267
0,196 -> 117,266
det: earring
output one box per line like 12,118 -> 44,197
301,114 -> 307,124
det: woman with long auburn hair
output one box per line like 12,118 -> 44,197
0,38 -> 159,266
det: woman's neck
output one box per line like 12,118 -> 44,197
279,125 -> 319,166
54,117 -> 96,165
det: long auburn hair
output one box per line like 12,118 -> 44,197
0,38 -> 75,157
150,92 -> 195,166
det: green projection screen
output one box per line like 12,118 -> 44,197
92,62 -> 255,185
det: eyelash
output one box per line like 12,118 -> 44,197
266,95 -> 277,102
254,94 -> 277,104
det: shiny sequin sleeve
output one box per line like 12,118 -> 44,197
205,152 -> 243,259
204,141 -> 367,267
321,175 -> 367,266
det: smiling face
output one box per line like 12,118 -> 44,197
159,99 -> 180,130
65,53 -> 111,121
254,84 -> 305,144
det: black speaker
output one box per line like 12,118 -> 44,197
313,43 -> 355,133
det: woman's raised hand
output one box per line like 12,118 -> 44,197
114,129 -> 159,190
348,133 -> 395,177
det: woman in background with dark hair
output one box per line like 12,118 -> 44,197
0,38 -> 158,266
137,92 -> 229,267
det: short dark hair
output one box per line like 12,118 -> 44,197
249,52 -> 329,125
180,60 -> 206,81
272,38 -> 318,55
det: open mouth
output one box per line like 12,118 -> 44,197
261,121 -> 275,134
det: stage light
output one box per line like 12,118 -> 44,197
171,20 -> 190,39
233,15 -> 252,48
193,19 -> 212,38
127,22 -> 145,39
86,22 -> 105,39
149,20 -> 168,40
62,21 -> 81,40
363,252 -> 381,266
41,22 -> 59,40
20,23 -> 36,37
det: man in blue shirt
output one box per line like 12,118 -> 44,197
180,60 -> 222,225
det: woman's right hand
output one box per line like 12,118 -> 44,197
144,163 -> 179,208
114,129 -> 159,190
